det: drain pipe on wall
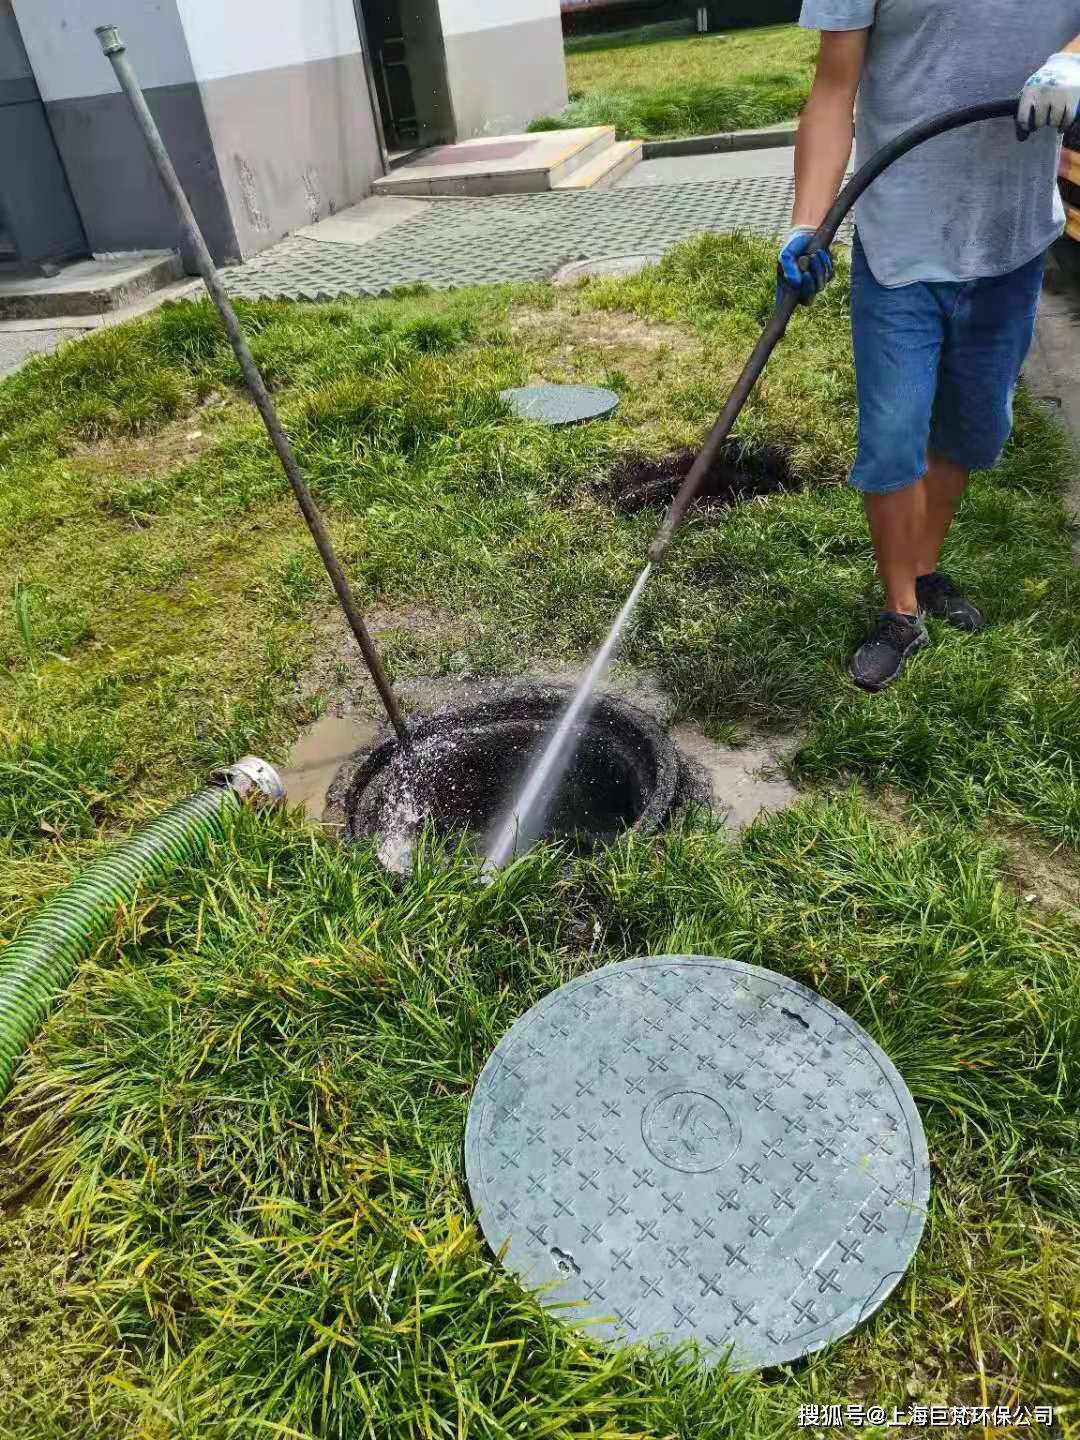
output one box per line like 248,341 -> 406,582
94,25 -> 408,743
0,757 -> 284,1100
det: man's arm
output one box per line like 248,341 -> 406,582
792,29 -> 870,227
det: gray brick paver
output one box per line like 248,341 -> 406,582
225,178 -> 851,302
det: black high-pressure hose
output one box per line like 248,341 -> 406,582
647,96 -> 1019,564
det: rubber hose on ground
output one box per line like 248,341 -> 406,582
0,755 -> 284,1098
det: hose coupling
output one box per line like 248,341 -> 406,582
209,755 -> 286,808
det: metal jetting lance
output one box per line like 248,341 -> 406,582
95,24 -> 407,741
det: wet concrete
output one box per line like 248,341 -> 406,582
552,253 -> 662,286
287,663 -> 800,852
671,723 -> 799,832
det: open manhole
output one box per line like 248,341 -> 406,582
608,440 -> 799,516
326,683 -> 681,874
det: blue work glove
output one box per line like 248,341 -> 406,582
777,225 -> 834,306
1016,51 -> 1080,139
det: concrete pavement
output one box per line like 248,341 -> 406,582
616,146 -> 798,185
1023,244 -> 1080,556
0,327 -> 76,375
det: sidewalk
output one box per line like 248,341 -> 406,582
0,327 -> 76,375
0,275 -> 200,378
1023,244 -> 1080,556
618,147 -> 798,185
225,172 -> 816,302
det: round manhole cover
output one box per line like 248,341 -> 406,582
464,956 -> 930,1370
499,383 -> 619,426
553,254 -> 661,286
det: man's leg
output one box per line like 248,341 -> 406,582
864,480 -> 927,617
846,238 -> 944,690
916,247 -> 1047,630
863,451 -> 968,618
916,450 -> 969,577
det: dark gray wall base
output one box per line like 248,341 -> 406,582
443,16 -> 568,139
0,100 -> 88,265
642,126 -> 796,160
199,54 -> 384,259
0,0 -> 87,266
47,83 -> 240,266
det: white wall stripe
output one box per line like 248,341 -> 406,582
436,0 -> 560,38
13,0 -> 195,102
176,0 -> 362,82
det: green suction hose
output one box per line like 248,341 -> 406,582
0,755 -> 285,1098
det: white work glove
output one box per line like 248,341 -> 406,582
1016,51 -> 1080,139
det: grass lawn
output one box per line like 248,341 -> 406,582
532,20 -> 818,140
0,236 -> 1079,1436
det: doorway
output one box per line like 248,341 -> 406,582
356,0 -> 454,155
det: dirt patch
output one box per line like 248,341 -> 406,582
508,305 -> 695,388
867,792 -> 1080,925
69,394 -> 233,481
997,832 -> 1080,922
513,305 -> 691,354
604,441 -> 800,515
299,600 -> 463,717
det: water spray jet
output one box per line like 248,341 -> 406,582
489,94 -> 1020,867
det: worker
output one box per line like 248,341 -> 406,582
781,6 -> 1080,691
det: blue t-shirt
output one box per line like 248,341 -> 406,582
799,0 -> 1080,285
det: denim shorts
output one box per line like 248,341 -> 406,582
848,234 -> 1046,495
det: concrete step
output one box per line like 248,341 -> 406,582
0,251 -> 183,320
547,128 -> 618,187
553,139 -> 643,190
374,128 -> 616,197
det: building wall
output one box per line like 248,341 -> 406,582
12,0 -> 384,263
0,0 -> 87,265
176,0 -> 384,256
11,0 -> 565,264
12,0 -> 240,261
437,0 -> 568,137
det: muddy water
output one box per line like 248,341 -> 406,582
282,713 -> 379,823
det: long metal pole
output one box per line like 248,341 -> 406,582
95,24 -> 408,741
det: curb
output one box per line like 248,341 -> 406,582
642,126 -> 797,160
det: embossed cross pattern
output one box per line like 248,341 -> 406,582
467,958 -> 929,1372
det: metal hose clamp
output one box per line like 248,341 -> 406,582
209,755 -> 287,808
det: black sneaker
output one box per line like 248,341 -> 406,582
848,611 -> 929,692
915,571 -> 986,632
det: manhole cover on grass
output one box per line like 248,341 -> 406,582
499,383 -> 620,426
465,956 -> 929,1370
553,254 -> 662,286
609,441 -> 799,515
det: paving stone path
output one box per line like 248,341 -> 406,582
226,176 -> 849,301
